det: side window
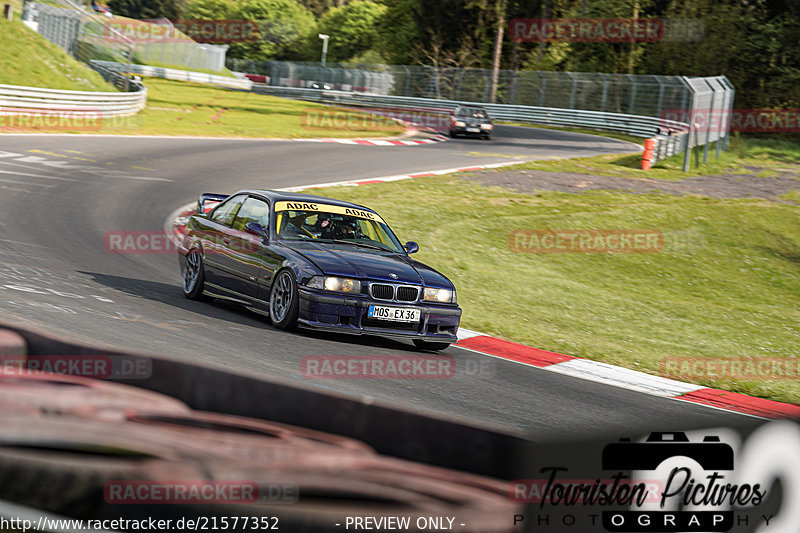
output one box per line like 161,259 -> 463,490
232,197 -> 270,232
210,195 -> 246,227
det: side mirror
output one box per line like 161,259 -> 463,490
244,222 -> 268,240
404,241 -> 419,254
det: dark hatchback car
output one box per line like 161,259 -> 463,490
448,105 -> 493,139
178,190 -> 461,350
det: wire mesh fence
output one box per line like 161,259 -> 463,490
133,41 -> 228,72
230,59 -> 733,170
19,4 -> 734,172
28,1 -> 227,74
227,59 -> 696,115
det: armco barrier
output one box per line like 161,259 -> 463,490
93,60 -> 252,90
87,61 -> 698,168
0,82 -> 146,118
251,84 -> 690,163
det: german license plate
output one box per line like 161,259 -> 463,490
368,305 -> 421,322
466,127 -> 480,132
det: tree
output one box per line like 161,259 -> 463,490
296,0 -> 335,17
227,0 -> 317,61
488,0 -> 507,102
107,0 -> 182,19
376,0 -> 495,67
641,0 -> 783,108
182,0 -> 236,20
313,0 -> 386,62
374,0 -> 421,64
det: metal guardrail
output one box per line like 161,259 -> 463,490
87,59 -> 141,92
0,82 -> 147,118
251,85 -> 689,162
251,85 -> 687,135
243,64 -> 733,172
93,60 -> 252,90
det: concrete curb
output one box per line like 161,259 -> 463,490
297,133 -> 448,146
455,329 -> 800,420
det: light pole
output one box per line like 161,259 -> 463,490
318,33 -> 329,87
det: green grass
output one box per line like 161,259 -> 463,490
83,78 -> 406,137
499,136 -> 800,181
780,190 -> 800,203
0,17 -> 115,91
307,152 -> 800,405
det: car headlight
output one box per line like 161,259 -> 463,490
305,275 -> 361,293
423,287 -> 456,303
481,123 -> 493,130
305,276 -> 324,289
454,120 -> 466,127
323,276 -> 361,293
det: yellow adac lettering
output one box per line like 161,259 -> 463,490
285,202 -> 318,210
345,208 -> 374,219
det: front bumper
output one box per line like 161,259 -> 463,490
451,124 -> 492,136
297,288 -> 461,342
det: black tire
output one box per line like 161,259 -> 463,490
413,340 -> 451,351
182,249 -> 208,300
483,134 -> 491,140
448,130 -> 457,138
269,269 -> 299,330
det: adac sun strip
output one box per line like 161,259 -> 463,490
275,201 -> 386,225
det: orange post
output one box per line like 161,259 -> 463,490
641,138 -> 657,170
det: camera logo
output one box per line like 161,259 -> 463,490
600,432 -> 762,532
602,432 -> 734,471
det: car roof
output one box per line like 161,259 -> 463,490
234,189 -> 377,214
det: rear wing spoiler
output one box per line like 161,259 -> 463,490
197,193 -> 229,215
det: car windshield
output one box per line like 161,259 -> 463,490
458,108 -> 488,119
276,207 -> 405,253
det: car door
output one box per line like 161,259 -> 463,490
198,194 -> 246,296
228,196 -> 282,299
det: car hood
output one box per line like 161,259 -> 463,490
285,242 -> 454,288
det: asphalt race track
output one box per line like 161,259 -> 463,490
0,125 -> 759,440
